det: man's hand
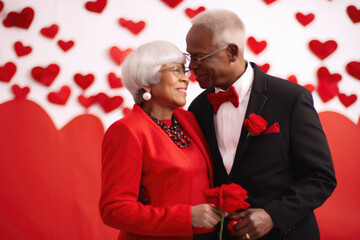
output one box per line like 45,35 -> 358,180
230,208 -> 275,240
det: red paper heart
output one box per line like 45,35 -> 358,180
109,46 -> 133,66
185,6 -> 206,18
118,18 -> 145,35
346,5 -> 360,23
108,72 -> 123,88
259,63 -> 270,73
31,64 -> 60,86
78,95 -> 96,108
161,0 -> 183,8
0,1 -> 4,12
40,24 -> 59,39
189,71 -> 196,83
287,75 -> 298,84
346,61 -> 360,80
74,73 -> 95,90
58,40 -> 75,52
48,85 -> 71,105
122,107 -> 132,116
96,92 -> 124,113
14,41 -> 32,57
295,12 -> 315,26
85,0 -> 107,13
317,66 -> 342,103
2,7 -> 34,29
12,84 -> 30,99
0,62 -> 17,82
263,0 -> 277,5
338,93 -> 357,107
304,84 -> 315,93
309,40 -> 337,60
247,36 -> 267,55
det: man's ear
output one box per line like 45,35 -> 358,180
228,44 -> 239,62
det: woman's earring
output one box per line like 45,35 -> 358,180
143,92 -> 151,101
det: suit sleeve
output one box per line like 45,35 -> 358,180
263,88 -> 337,234
99,121 -> 193,236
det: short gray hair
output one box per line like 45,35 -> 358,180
121,40 -> 186,104
191,9 -> 246,53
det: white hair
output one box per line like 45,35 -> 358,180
191,9 -> 246,53
121,40 -> 186,104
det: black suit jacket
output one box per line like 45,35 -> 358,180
189,62 -> 336,240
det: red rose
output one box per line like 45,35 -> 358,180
244,113 -> 268,135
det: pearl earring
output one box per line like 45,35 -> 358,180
143,92 -> 151,101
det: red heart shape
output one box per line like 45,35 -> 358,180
309,40 -> 337,60
247,36 -> 267,55
85,0 -> 107,13
122,107 -> 132,116
263,0 -> 277,5
48,85 -> 71,105
338,93 -> 357,107
78,95 -> 96,108
0,62 -> 17,82
12,84 -> 30,99
287,75 -> 298,84
74,73 -> 95,90
109,46 -> 133,66
96,92 -> 124,113
295,12 -> 315,27
346,5 -> 360,23
57,40 -> 75,52
31,64 -> 60,86
14,41 -> 32,57
189,71 -> 196,83
346,61 -> 360,80
185,6 -> 206,18
118,18 -> 146,35
304,84 -> 315,93
40,24 -> 59,39
259,63 -> 270,73
317,66 -> 342,103
0,1 -> 4,12
160,0 -> 183,8
2,7 -> 34,29
108,72 -> 123,88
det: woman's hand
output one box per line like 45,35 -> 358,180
191,204 -> 226,228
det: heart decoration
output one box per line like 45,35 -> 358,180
12,84 -> 30,99
295,12 -> 315,27
287,75 -> 298,84
317,66 -> 342,103
31,64 -> 60,86
2,7 -> 34,29
346,5 -> 360,23
0,1 -> 3,12
95,92 -> 124,113
122,107 -> 132,116
14,41 -> 32,57
118,18 -> 146,35
259,63 -> 270,73
161,0 -> 183,8
74,73 -> 95,90
189,71 -> 196,83
0,62 -> 17,82
309,40 -> 337,60
40,24 -> 59,39
108,72 -> 123,88
78,95 -> 96,108
57,40 -> 75,52
48,85 -> 71,105
185,6 -> 206,18
85,0 -> 107,14
110,46 -> 133,66
346,61 -> 360,80
263,0 -> 277,5
304,84 -> 315,93
247,36 -> 267,55
338,93 -> 357,107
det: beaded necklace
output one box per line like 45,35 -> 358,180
145,112 -> 190,148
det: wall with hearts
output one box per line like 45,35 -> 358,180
0,0 -> 359,239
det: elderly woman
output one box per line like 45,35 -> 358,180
99,40 -> 222,240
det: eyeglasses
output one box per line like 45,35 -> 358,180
184,45 -> 228,66
159,66 -> 191,77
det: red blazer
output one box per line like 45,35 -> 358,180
99,104 -> 213,240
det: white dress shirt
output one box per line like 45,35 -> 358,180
213,62 -> 254,174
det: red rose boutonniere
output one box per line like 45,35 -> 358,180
204,183 -> 250,240
244,113 -> 280,139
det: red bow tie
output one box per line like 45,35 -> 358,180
207,86 -> 239,113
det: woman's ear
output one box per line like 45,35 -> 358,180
143,86 -> 151,93
228,44 -> 239,62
